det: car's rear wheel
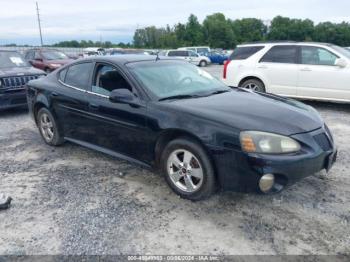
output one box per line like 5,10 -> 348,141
160,138 -> 216,201
37,108 -> 64,146
240,79 -> 265,93
199,60 -> 207,67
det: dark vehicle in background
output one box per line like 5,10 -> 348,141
24,48 -> 73,73
207,51 -> 229,65
27,56 -> 336,200
0,50 -> 45,110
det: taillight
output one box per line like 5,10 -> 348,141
223,60 -> 231,79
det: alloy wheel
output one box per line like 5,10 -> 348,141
166,149 -> 203,193
40,113 -> 54,142
244,82 -> 259,91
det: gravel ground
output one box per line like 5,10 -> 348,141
0,65 -> 349,255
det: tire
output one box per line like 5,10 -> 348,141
36,107 -> 64,146
160,138 -> 216,201
45,68 -> 51,74
240,79 -> 265,93
199,60 -> 207,67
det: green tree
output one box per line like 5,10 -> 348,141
230,18 -> 266,43
184,14 -> 205,46
203,13 -> 235,48
268,16 -> 314,41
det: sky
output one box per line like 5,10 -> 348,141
1,0 -> 350,45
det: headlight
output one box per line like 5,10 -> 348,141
240,131 -> 300,154
50,63 -> 61,67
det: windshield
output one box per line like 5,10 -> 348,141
331,45 -> 350,59
0,51 -> 30,68
42,50 -> 68,60
127,60 -> 229,100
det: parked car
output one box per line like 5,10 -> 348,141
27,56 -> 336,200
109,49 -> 150,55
178,46 -> 211,55
160,50 -> 211,67
223,42 -> 350,103
207,51 -> 229,65
82,48 -> 106,57
0,50 -> 45,110
24,49 -> 73,73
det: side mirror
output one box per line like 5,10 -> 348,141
35,58 -> 43,62
335,58 -> 347,68
109,89 -> 136,104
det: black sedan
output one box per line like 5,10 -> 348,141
26,55 -> 337,200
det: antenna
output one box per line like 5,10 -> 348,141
36,2 -> 44,46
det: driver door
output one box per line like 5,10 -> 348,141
297,46 -> 350,101
85,63 -> 150,161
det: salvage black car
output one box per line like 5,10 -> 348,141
0,50 -> 45,110
26,56 -> 337,200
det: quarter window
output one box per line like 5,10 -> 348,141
301,46 -> 339,66
92,64 -> 132,96
65,62 -> 93,90
260,45 -> 297,64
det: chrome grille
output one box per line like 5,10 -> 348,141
1,75 -> 39,89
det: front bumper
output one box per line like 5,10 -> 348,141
210,126 -> 337,192
0,89 -> 27,110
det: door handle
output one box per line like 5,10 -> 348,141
301,67 -> 312,71
89,103 -> 99,110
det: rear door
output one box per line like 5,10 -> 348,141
297,45 -> 350,101
53,62 -> 94,141
258,45 -> 299,96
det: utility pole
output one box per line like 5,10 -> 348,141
36,2 -> 43,46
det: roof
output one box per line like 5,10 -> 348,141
238,41 -> 334,47
79,54 -> 180,65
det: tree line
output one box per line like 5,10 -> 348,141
8,13 -> 350,49
133,14 -> 350,49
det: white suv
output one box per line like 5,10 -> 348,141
159,50 -> 211,67
223,42 -> 350,103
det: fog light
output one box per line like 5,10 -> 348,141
259,174 -> 275,193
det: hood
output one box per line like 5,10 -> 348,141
0,66 -> 45,77
166,89 -> 323,136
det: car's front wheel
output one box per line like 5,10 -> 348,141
161,138 -> 216,201
37,108 -> 64,146
240,79 -> 265,93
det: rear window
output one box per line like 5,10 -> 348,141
260,45 -> 298,64
230,46 -> 264,60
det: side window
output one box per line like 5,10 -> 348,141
189,51 -> 198,57
65,62 -> 93,90
260,45 -> 297,64
92,64 -> 132,96
58,68 -> 68,82
230,46 -> 264,60
301,46 -> 339,66
181,51 -> 189,57
167,51 -> 177,57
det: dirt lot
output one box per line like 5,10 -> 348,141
0,65 -> 349,255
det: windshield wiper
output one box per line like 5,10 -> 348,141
206,90 -> 230,96
158,94 -> 201,101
